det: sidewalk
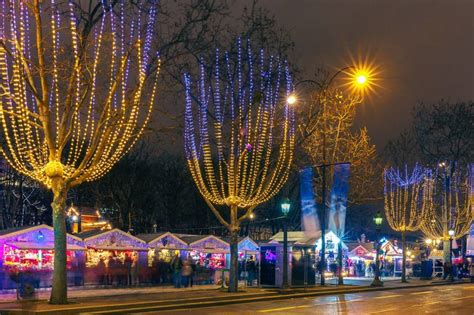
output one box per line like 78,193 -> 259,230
0,284 -> 219,303
0,279 -> 469,315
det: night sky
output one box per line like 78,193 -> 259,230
260,0 -> 474,149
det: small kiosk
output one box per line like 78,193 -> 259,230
269,231 -> 348,286
258,243 -> 284,287
177,234 -> 229,284
346,242 -> 376,277
0,224 -> 85,288
138,232 -> 189,284
80,229 -> 148,285
138,232 -> 188,266
380,240 -> 403,277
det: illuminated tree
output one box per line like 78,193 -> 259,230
0,0 -> 159,303
302,89 -> 380,204
421,163 -> 473,263
184,39 -> 295,292
384,165 -> 427,282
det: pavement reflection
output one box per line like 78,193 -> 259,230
149,284 -> 474,315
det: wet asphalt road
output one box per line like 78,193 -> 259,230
146,284 -> 474,315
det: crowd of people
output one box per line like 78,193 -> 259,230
169,253 -> 196,288
95,253 -> 138,286
239,256 -> 258,286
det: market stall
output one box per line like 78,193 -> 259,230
270,231 -> 348,285
379,239 -> 403,277
346,242 -> 376,277
80,228 -> 148,285
177,234 -> 229,284
138,232 -> 188,284
0,224 -> 85,289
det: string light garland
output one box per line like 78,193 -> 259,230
0,0 -> 160,303
384,164 -> 428,282
384,164 -> 427,231
0,0 -> 160,190
183,39 -> 295,291
421,164 -> 472,240
184,40 -> 295,211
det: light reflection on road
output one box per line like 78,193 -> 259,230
151,284 -> 474,315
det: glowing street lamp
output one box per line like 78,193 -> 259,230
371,211 -> 383,287
281,198 -> 291,216
287,94 -> 297,105
374,212 -> 383,227
356,73 -> 367,85
281,198 -> 291,288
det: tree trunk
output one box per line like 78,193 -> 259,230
228,205 -> 239,292
401,230 -> 407,283
229,228 -> 239,292
50,186 -> 68,304
443,239 -> 451,264
337,241 -> 343,285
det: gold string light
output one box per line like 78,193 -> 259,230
0,1 -> 160,190
184,42 -> 295,216
421,164 -> 473,240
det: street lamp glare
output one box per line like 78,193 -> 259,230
287,94 -> 297,105
356,74 -> 367,85
448,230 -> 455,237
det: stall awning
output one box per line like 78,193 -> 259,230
6,242 -> 84,251
86,245 -> 147,251
190,248 -> 229,254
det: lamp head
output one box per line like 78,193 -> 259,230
281,197 -> 291,216
287,94 -> 297,105
373,211 -> 383,226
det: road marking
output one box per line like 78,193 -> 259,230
369,308 -> 397,314
452,295 -> 474,301
258,299 -> 365,313
410,290 -> 433,295
438,288 -> 453,292
374,294 -> 402,299
411,301 -> 441,307
258,305 -> 312,312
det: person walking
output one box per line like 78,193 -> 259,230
246,256 -> 256,287
181,258 -> 192,288
171,253 -> 182,288
189,257 -> 196,287
124,254 -> 133,286
97,258 -> 106,285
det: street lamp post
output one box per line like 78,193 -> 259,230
294,64 -> 373,287
371,212 -> 383,286
448,229 -> 455,281
281,198 -> 291,288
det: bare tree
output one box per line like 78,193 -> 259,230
0,1 -> 159,303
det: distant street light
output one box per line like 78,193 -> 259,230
287,94 -> 297,105
371,211 -> 383,287
281,198 -> 291,289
